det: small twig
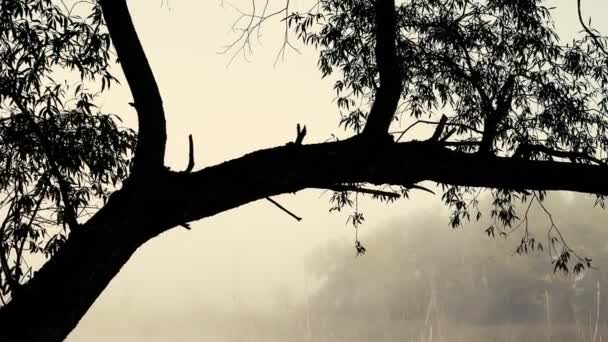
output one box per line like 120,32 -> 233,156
428,114 -> 448,142
325,185 -> 401,199
407,184 -> 436,195
392,118 -> 483,142
184,134 -> 195,173
442,140 -> 481,147
295,123 -> 307,145
439,128 -> 457,142
265,197 -> 302,221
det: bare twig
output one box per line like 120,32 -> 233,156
577,0 -> 608,56
295,123 -> 307,145
184,134 -> 195,173
325,185 -> 401,199
392,119 -> 483,142
265,197 -> 302,221
428,115 -> 448,142
406,184 -> 436,195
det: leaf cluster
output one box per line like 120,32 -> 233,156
0,0 -> 135,303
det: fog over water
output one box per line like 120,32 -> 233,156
65,0 -> 608,341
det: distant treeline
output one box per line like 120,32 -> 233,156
305,194 -> 608,326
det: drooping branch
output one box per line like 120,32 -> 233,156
577,0 -> 608,56
361,0 -> 403,138
99,0 -> 167,174
265,197 -> 302,221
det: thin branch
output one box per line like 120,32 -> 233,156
406,184 -> 436,195
324,185 -> 401,199
184,134 -> 195,173
168,137 -> 608,235
265,197 -> 302,221
427,115 -> 448,142
392,119 -> 483,142
577,0 -> 608,56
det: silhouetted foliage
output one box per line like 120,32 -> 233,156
287,0 -> 608,271
0,0 -> 135,303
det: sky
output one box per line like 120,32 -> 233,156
65,0 -> 608,340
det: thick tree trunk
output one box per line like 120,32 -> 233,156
0,178 -> 179,342
0,216 -> 149,342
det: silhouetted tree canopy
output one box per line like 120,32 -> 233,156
0,0 -> 607,341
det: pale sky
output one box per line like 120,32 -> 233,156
66,1 -> 608,340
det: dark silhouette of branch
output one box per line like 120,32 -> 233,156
361,0 -> 403,138
406,184 -> 436,195
479,74 -> 515,155
294,124 -> 307,145
325,185 -> 401,199
577,0 -> 608,56
166,138 -> 608,234
265,197 -> 302,221
427,115 -> 448,142
184,135 -> 195,173
99,0 -> 167,174
393,119 -> 483,142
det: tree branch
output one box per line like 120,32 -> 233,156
265,197 -> 302,221
577,0 -> 608,56
156,138 -> 608,237
324,185 -> 401,199
361,0 -> 403,138
184,135 -> 195,173
99,0 -> 167,174
479,74 -> 515,155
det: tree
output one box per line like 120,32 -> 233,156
0,0 -> 608,340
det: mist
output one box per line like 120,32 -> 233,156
65,192 -> 608,341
